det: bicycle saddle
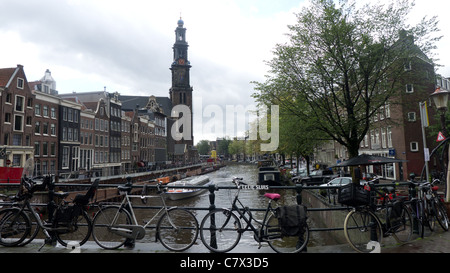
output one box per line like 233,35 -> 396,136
264,193 -> 281,201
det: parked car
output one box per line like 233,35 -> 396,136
296,169 -> 337,185
319,177 -> 352,195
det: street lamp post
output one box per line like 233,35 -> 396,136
430,87 -> 450,202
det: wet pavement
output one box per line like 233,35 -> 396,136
1,229 -> 448,254
1,231 -> 447,273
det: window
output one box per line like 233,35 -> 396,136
35,121 -> 40,134
12,134 -> 22,146
14,115 -> 23,131
42,142 -> 48,156
408,112 -> 416,122
50,143 -> 56,156
62,147 -> 69,168
404,62 -> 412,71
50,124 -> 56,136
5,93 -> 11,104
5,113 -> 11,123
25,135 -> 31,146
51,107 -> 56,119
410,142 -> 419,152
43,122 -> 49,135
387,127 -> 393,148
381,128 -> 387,149
35,104 -> 41,116
27,98 -> 33,108
406,84 -> 414,93
26,116 -> 32,126
34,142 -> 40,156
43,106 -> 49,117
17,78 -> 24,89
68,109 -> 73,122
15,96 -> 24,112
68,128 -> 73,141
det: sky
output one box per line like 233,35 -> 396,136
0,0 -> 449,144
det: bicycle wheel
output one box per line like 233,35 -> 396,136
416,200 -> 425,238
54,210 -> 92,247
432,198 -> 449,231
92,206 -> 132,249
200,209 -> 241,253
423,200 -> 435,232
157,208 -> 199,251
389,203 -> 413,243
17,209 -> 40,247
344,209 -> 383,253
0,208 -> 31,247
265,213 -> 309,253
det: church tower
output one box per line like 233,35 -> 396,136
170,18 -> 194,147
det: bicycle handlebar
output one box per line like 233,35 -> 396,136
232,177 -> 247,186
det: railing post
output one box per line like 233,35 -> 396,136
208,183 -> 216,211
208,183 -> 217,249
295,184 -> 303,205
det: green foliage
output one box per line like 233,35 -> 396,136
253,0 -> 441,158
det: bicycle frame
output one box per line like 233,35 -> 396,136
223,184 -> 277,243
104,186 -> 177,240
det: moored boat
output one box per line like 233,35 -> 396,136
166,175 -> 211,201
257,160 -> 282,186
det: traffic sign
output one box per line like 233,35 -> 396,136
437,131 -> 446,142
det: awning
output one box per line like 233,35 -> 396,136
332,154 -> 407,167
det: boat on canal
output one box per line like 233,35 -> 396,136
166,175 -> 211,201
257,160 -> 282,186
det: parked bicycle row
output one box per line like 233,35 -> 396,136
0,158 -> 448,253
338,178 -> 449,253
0,158 -> 308,253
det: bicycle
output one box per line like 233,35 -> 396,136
199,177 -> 309,253
408,179 -> 449,237
343,181 -> 413,253
91,177 -> 199,251
0,158 -> 98,249
429,179 -> 449,231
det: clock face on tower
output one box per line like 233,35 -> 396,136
178,58 -> 185,65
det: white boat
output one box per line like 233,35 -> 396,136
166,175 -> 211,201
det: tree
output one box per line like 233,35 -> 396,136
253,0 -> 441,160
196,140 -> 210,155
228,139 -> 245,160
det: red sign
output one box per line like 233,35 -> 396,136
437,131 -> 446,142
0,167 -> 23,184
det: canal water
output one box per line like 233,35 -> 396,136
132,163 -> 324,250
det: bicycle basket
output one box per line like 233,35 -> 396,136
276,205 -> 307,236
338,183 -> 370,207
